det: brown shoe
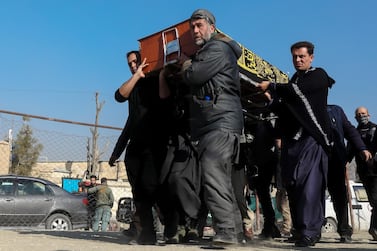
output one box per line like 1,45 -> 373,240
244,227 -> 254,240
243,218 -> 254,240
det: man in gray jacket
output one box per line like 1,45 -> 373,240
88,177 -> 114,232
181,9 -> 244,245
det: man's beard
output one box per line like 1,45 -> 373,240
195,38 -> 205,46
195,32 -> 211,46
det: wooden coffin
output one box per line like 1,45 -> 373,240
138,19 -> 289,111
138,19 -> 199,75
139,19 -> 287,80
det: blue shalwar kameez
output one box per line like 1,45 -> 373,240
281,134 -> 328,239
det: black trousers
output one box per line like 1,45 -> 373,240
359,173 -> 377,233
159,134 -> 202,237
232,163 -> 249,222
327,157 -> 353,237
254,158 -> 277,230
125,141 -> 167,240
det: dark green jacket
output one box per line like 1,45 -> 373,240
88,184 -> 114,208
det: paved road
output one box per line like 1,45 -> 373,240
0,230 -> 376,251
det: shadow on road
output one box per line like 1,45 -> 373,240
15,230 -> 377,250
18,230 -> 131,245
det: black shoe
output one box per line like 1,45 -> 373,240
123,223 -> 138,238
237,232 -> 248,244
369,229 -> 377,241
212,228 -> 238,245
259,226 -> 281,239
185,228 -> 199,243
165,226 -> 186,244
313,233 -> 321,243
287,232 -> 300,243
165,235 -> 179,244
295,236 -> 316,247
123,228 -> 137,238
259,228 -> 270,238
137,239 -> 156,245
137,232 -> 157,245
340,235 -> 352,243
281,231 -> 292,238
272,227 -> 282,238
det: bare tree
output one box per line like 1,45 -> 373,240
86,92 -> 106,178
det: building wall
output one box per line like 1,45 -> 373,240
30,161 -> 128,185
0,141 -> 10,175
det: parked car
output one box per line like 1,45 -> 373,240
116,197 -> 135,224
0,174 -> 89,230
116,197 -> 164,234
323,180 -> 371,233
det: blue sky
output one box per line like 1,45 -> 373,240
1,0 -> 377,137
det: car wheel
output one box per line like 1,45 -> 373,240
46,213 -> 72,230
321,218 -> 337,233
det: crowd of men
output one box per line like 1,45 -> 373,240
108,8 -> 377,248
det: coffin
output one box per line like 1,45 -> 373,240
138,19 -> 288,114
138,19 -> 199,75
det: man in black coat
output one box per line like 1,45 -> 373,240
327,104 -> 371,243
257,41 -> 334,247
349,106 -> 377,240
181,9 -> 244,245
109,50 -> 169,245
247,112 -> 281,240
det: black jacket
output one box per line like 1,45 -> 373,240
110,76 -> 169,161
183,33 -> 244,139
352,121 -> 377,176
269,67 -> 334,153
327,104 -> 366,167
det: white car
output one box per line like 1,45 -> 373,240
323,180 -> 372,233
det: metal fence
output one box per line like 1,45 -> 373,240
0,112 -> 122,162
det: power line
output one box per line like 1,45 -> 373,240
0,109 -> 122,130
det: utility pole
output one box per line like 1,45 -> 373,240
8,129 -> 12,173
